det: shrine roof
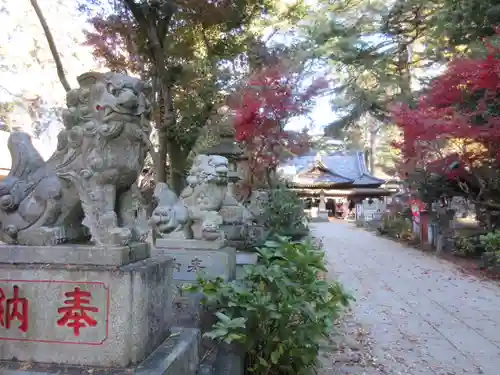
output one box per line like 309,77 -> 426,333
290,187 -> 392,198
279,150 -> 386,188
289,160 -> 354,187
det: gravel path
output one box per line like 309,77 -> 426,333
313,221 -> 500,375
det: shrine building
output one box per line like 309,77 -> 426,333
278,150 -> 392,215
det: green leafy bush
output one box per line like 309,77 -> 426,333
480,231 -> 500,269
263,184 -> 309,238
452,236 -> 476,256
452,235 -> 486,257
186,236 -> 352,375
377,214 -> 413,240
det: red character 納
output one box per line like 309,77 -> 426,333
0,285 -> 29,332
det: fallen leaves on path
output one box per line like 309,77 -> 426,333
318,309 -> 387,375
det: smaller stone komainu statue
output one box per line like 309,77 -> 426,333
0,71 -> 152,246
151,154 -> 229,241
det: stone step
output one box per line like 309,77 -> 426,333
138,327 -> 200,375
210,344 -> 245,375
199,364 -> 215,375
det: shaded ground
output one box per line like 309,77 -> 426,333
313,221 -> 500,375
437,253 -> 500,282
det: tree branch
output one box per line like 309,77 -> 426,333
122,0 -> 148,27
30,0 -> 71,92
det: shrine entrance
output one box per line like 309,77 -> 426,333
326,198 -> 335,217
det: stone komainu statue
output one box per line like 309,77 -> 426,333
0,72 -> 152,246
151,154 -> 229,241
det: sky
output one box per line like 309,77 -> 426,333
0,0 -> 107,158
286,95 -> 336,134
262,23 -> 337,135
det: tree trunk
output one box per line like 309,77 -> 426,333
364,149 -> 371,173
155,84 -> 175,184
123,0 -> 176,185
167,140 -> 187,195
30,0 -> 71,92
369,126 -> 377,174
156,126 -> 168,183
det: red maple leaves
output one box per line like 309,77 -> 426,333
392,35 -> 500,178
229,65 -> 327,186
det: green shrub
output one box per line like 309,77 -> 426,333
452,236 -> 476,257
185,236 -> 352,375
378,214 -> 413,240
263,184 -> 309,238
452,235 -> 485,257
480,231 -> 500,268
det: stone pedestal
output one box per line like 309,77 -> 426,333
318,210 -> 329,219
318,193 -> 326,213
0,243 -> 200,374
154,239 -> 236,282
310,207 -> 318,218
236,251 -> 258,279
0,243 -> 151,266
153,239 -> 236,329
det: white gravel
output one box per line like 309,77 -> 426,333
313,221 -> 500,375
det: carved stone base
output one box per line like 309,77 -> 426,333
0,327 -> 200,375
155,238 -> 227,251
153,239 -> 236,334
0,242 -> 150,266
236,251 -> 258,279
17,225 -> 89,246
154,239 -> 236,282
0,247 -> 173,368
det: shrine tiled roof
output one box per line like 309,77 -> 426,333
321,151 -> 386,186
279,150 -> 386,188
289,160 -> 353,187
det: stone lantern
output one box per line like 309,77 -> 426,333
201,110 -> 249,200
200,110 -> 255,248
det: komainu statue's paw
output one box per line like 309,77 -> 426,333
202,229 -> 225,241
108,227 -> 132,246
93,227 -> 132,246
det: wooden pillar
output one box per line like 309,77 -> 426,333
419,210 -> 429,244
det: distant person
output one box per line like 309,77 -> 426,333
348,200 -> 355,215
336,202 -> 344,218
326,199 -> 335,217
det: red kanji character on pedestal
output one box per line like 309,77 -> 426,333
0,288 -> 5,328
57,287 -> 98,336
5,285 -> 29,332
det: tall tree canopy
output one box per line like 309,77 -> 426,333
293,0 -> 500,177
78,0 -> 307,192
391,32 -> 500,226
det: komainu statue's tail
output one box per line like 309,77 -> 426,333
0,132 -> 65,244
7,132 -> 45,181
0,132 -> 46,207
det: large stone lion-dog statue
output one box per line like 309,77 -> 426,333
0,72 -> 152,246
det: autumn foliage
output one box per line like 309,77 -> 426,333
392,36 -> 500,182
229,65 -> 327,186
